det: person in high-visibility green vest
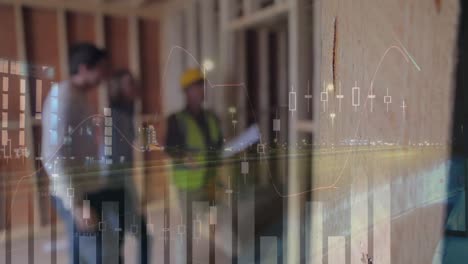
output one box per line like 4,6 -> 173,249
166,68 -> 223,193
165,68 -> 223,262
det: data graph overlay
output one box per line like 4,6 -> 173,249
0,0 -> 458,259
350,166 -> 368,264
101,202 -> 120,264
260,236 -> 278,264
306,201 -> 323,263
79,235 -> 97,263
237,185 -> 255,264
373,183 -> 391,264
311,145 -> 448,264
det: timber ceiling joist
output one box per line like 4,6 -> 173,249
0,0 -> 177,19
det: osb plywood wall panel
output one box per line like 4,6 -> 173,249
24,8 -> 60,79
311,0 -> 459,263
140,19 -> 161,116
314,0 -> 457,146
66,12 -> 96,45
105,15 -> 129,71
0,5 -> 17,59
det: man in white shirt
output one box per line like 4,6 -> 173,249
42,43 -> 112,263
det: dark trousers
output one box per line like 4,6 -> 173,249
52,188 -> 150,264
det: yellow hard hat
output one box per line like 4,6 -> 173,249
180,68 -> 204,89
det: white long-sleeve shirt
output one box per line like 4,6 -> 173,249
41,81 -> 107,209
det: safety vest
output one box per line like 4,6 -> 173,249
172,110 -> 221,190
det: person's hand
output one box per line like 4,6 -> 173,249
73,205 -> 98,232
148,144 -> 164,151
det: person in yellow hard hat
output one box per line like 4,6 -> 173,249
165,68 -> 223,262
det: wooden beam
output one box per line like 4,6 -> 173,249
243,0 -> 256,15
276,24 -> 288,189
13,3 -> 42,239
219,0 -> 240,132
95,12 -> 107,110
258,28 -> 270,186
128,16 -> 141,78
227,1 -> 289,31
286,0 -> 304,262
0,0 -> 169,19
128,15 -> 145,210
234,31 -> 247,134
57,8 -> 68,79
200,0 -> 216,69
183,0 -> 199,68
312,0 -> 321,128
160,11 -> 184,115
14,4 -> 26,61
95,12 -> 105,48
200,0 -> 222,112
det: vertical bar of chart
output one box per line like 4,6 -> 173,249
260,236 -> 278,264
8,61 -> 15,75
192,201 -> 209,264
237,186 -> 255,264
101,202 -> 119,263
209,205 -> 217,225
1,60 -> 9,256
1,76 -> 8,151
306,201 -> 323,263
320,89 -> 329,112
351,168 -> 368,264
104,108 -> 112,164
80,235 -> 97,264
328,236 -> 345,264
123,190 -> 143,263
1,112 -> 6,129
2,79 -> 7,110
352,83 -> 360,111
0,59 -> 8,73
35,80 -> 42,119
83,200 -> 91,220
215,204 -> 232,263
373,183 -> 391,264
209,205 -> 216,264
19,113 -> 24,129
48,84 -> 58,146
170,186 -> 186,264
289,90 -> 297,112
19,79 -> 25,147
150,202 -> 165,263
1,112 -> 6,128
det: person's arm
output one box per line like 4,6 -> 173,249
215,114 -> 224,151
43,114 -> 87,201
42,88 -> 102,231
41,88 -> 76,205
43,96 -> 91,189
205,112 -> 223,170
